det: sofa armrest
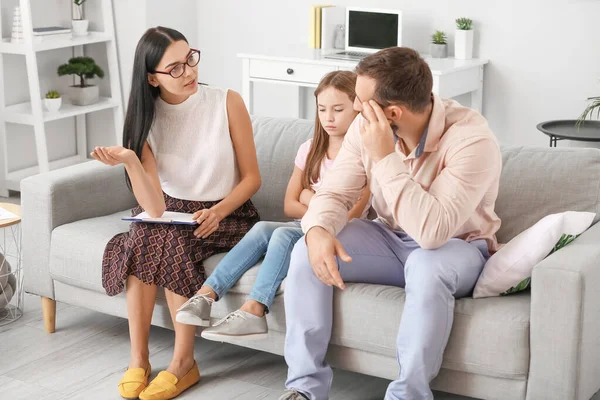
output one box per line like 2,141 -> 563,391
21,161 -> 137,298
527,221 -> 600,400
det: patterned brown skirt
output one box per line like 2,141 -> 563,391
102,194 -> 260,299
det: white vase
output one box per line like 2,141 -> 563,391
430,44 -> 447,59
11,6 -> 24,43
454,29 -> 474,60
71,19 -> 89,36
44,97 -> 62,113
68,85 -> 99,106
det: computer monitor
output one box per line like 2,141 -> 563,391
345,7 -> 403,54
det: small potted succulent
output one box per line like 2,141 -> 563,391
44,90 -> 62,113
430,30 -> 447,58
58,56 -> 104,106
455,17 -> 474,60
72,0 -> 89,37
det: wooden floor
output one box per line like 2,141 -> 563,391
0,295 -> 482,400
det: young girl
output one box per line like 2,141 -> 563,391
93,27 -> 260,400
176,70 -> 371,340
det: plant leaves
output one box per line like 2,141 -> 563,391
57,56 -> 104,87
576,96 -> 600,128
501,277 -> 531,296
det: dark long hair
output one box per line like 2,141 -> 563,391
123,26 -> 187,189
302,70 -> 357,189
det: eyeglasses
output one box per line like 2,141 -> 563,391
153,49 -> 201,78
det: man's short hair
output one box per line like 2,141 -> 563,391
355,47 -> 433,113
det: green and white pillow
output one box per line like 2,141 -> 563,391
473,211 -> 595,299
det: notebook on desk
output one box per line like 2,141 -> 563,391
122,211 -> 198,225
0,207 -> 19,221
324,7 -> 402,61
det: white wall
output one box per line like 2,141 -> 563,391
196,0 -> 600,147
2,0 -> 598,178
0,0 -> 197,175
147,0 -> 197,47
113,0 -> 147,107
114,0 -> 198,105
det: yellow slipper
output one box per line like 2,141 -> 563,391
118,365 -> 151,399
139,361 -> 200,400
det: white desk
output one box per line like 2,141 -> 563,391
238,49 -> 488,119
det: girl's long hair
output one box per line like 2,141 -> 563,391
302,70 -> 357,189
123,26 -> 187,189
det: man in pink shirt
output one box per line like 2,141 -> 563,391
279,47 -> 502,400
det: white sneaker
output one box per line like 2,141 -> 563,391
175,293 -> 214,327
200,310 -> 268,341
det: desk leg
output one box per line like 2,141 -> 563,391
0,49 -> 8,198
297,86 -> 307,119
242,58 -> 253,115
0,120 -> 9,197
470,65 -> 484,114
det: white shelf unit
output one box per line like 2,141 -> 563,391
4,96 -> 119,125
0,0 -> 124,195
0,31 -> 113,54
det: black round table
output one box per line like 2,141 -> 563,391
537,120 -> 600,147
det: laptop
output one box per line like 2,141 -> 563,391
324,7 -> 402,61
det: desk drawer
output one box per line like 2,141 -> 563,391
249,59 -> 337,84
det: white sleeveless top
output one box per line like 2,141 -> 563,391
147,85 -> 239,201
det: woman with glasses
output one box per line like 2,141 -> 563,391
91,26 -> 261,400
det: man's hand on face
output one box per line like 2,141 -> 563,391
360,100 -> 397,163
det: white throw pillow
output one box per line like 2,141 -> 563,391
473,211 -> 595,299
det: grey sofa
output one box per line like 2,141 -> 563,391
22,116 -> 600,400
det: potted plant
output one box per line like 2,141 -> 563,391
72,0 -> 89,37
44,90 -> 62,113
430,30 -> 447,58
455,17 -> 474,60
58,57 -> 104,106
577,96 -> 600,128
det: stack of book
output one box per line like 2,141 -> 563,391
309,5 -> 345,49
33,26 -> 72,37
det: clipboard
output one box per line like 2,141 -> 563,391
122,211 -> 198,225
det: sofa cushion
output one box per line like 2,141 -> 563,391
50,210 -> 131,293
206,276 -> 530,380
496,146 -> 600,244
206,258 -> 530,380
474,211 -> 595,298
329,284 -> 530,380
49,211 -> 264,296
51,210 -> 529,380
251,116 -> 314,222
